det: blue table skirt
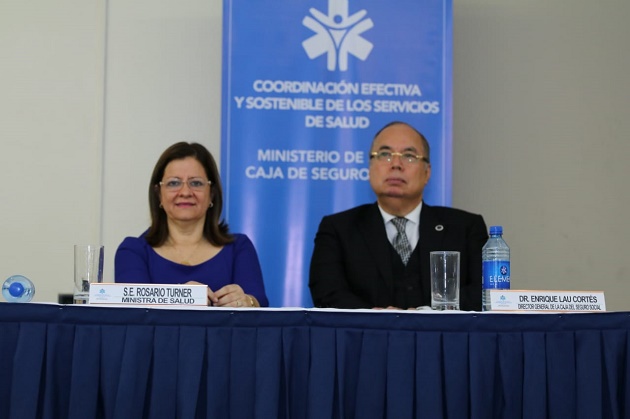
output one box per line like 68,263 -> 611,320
0,303 -> 628,419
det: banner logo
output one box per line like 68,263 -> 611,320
302,0 -> 374,71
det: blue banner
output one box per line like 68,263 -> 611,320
222,0 -> 452,307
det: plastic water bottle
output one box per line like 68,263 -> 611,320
482,226 -> 510,311
2,275 -> 36,303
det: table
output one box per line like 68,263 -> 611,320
0,303 -> 628,419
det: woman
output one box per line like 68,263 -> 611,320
115,142 -> 269,307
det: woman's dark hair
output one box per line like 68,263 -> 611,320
145,142 -> 234,247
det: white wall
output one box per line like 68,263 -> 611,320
1,0 -> 628,309
452,0 -> 630,306
0,0 -> 105,300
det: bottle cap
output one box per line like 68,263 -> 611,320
489,225 -> 503,235
9,282 -> 25,297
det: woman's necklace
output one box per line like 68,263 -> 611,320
169,239 -> 204,266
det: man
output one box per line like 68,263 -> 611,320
309,121 -> 488,310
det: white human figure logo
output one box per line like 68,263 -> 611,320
302,0 -> 374,71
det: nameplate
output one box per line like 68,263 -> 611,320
489,289 -> 606,312
88,283 -> 208,306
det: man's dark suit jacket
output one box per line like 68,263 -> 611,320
309,202 -> 488,311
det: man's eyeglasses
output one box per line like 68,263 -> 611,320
159,178 -> 211,192
370,151 -> 429,164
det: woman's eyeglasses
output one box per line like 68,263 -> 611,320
159,178 -> 211,192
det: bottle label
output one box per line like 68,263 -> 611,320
482,260 -> 510,290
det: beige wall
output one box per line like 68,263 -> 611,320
1,0 -> 628,309
0,0 -> 105,300
452,0 -> 630,306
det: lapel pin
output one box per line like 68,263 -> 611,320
435,225 -> 444,231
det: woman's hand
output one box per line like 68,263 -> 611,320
184,280 -> 218,306
213,284 -> 258,307
184,282 -> 258,307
